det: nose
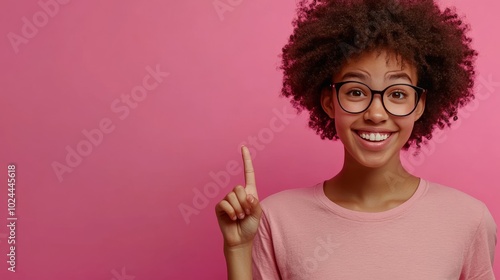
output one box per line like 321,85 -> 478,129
363,95 -> 388,123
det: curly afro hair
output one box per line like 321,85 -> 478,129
279,0 -> 477,149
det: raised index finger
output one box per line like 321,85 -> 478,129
241,145 -> 257,197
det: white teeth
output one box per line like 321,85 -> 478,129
359,132 -> 390,142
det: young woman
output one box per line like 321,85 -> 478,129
215,0 -> 497,279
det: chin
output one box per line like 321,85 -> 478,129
357,157 -> 390,169
347,148 -> 399,169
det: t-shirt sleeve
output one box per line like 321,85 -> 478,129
252,210 -> 282,280
460,203 -> 497,280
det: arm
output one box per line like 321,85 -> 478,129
215,146 -> 262,280
460,204 -> 497,280
224,244 -> 253,280
252,210 -> 282,280
217,193 -> 261,280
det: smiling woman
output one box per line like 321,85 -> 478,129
321,50 -> 425,169
214,0 -> 497,279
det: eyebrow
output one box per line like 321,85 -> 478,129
338,71 -> 414,84
339,72 -> 368,81
386,72 -> 413,84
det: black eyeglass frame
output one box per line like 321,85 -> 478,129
328,81 -> 427,117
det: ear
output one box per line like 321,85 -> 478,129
413,91 -> 426,121
321,86 -> 335,119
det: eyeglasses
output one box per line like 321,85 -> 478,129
329,81 -> 426,116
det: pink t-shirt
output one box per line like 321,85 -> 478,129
252,178 -> 497,279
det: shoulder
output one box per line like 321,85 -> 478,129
421,179 -> 496,230
424,179 -> 486,210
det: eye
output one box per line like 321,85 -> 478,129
346,89 -> 366,97
388,91 -> 407,99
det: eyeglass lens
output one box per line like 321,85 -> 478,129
337,82 -> 418,116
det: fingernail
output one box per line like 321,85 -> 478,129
248,195 -> 254,203
232,215 -> 237,221
245,209 -> 250,215
238,213 -> 245,219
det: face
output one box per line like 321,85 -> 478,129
321,49 -> 426,168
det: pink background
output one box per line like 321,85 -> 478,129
0,0 -> 499,279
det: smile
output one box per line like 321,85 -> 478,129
357,131 -> 392,142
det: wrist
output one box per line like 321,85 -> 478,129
224,242 -> 253,254
223,243 -> 253,280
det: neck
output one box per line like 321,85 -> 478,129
331,149 -> 417,202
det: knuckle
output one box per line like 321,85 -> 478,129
225,192 -> 236,200
215,201 -> 222,210
226,207 -> 235,215
216,200 -> 225,209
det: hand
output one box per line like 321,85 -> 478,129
215,145 -> 262,249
